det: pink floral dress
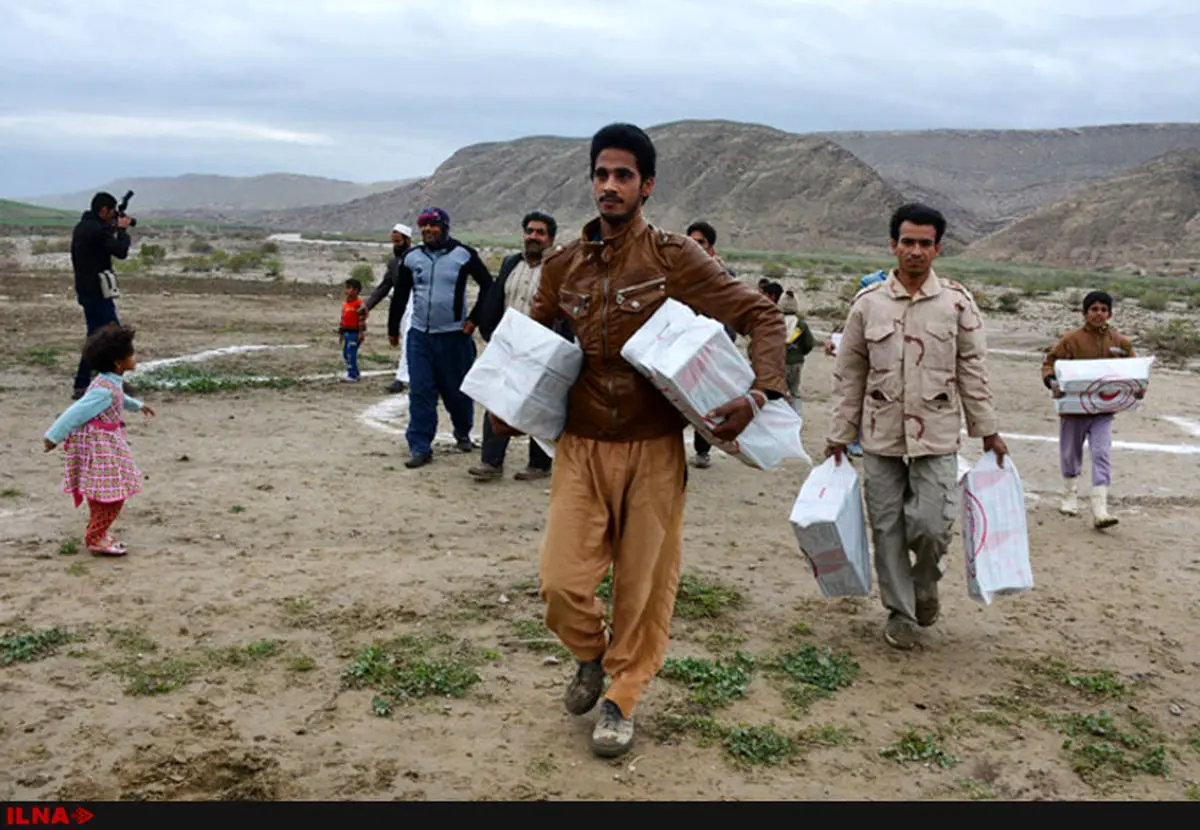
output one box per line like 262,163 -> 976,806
62,375 -> 142,506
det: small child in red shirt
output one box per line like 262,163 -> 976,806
340,278 -> 367,382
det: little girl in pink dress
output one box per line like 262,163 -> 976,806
44,323 -> 155,555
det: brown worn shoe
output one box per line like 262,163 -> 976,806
590,699 -> 635,758
468,462 -> 502,481
514,466 -> 550,481
565,655 -> 606,715
884,613 -> 918,650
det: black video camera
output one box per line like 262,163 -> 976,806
117,190 -> 137,227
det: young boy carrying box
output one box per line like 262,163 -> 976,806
1041,290 -> 1142,529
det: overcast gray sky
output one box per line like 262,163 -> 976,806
2,0 -> 1197,198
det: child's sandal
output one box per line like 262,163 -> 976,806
89,537 -> 127,556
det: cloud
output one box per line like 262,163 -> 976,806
0,114 -> 333,145
2,0 -> 1198,196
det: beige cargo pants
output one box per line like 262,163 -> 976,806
538,431 -> 687,718
861,453 -> 960,623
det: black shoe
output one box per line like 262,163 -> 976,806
565,655 -> 606,715
387,381 -> 407,394
456,438 -> 475,452
405,453 -> 432,469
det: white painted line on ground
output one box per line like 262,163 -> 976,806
1161,416 -> 1200,438
975,430 -> 1200,455
358,394 -> 482,447
133,344 -> 310,373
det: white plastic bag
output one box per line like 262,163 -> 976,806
621,298 -> 809,470
961,451 -> 1033,605
788,457 -> 872,597
1053,356 -> 1153,414
729,398 -> 812,469
459,308 -> 583,440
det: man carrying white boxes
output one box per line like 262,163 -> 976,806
486,123 -> 789,760
1041,290 -> 1147,528
824,203 -> 1009,651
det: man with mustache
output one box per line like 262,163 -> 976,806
388,207 -> 493,468
364,222 -> 414,394
471,211 -> 566,482
826,203 -> 1008,651
493,123 -> 788,758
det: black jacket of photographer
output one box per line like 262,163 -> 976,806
476,252 -> 574,344
70,211 -> 131,303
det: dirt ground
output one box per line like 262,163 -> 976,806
1,238 -> 1199,801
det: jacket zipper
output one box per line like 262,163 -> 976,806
614,276 -> 665,305
602,262 -> 617,431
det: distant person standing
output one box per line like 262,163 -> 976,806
387,207 -> 494,468
685,221 -> 737,469
364,223 -> 414,394
70,192 -> 132,399
471,210 -> 566,482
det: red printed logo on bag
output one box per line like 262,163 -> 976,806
963,490 -> 987,576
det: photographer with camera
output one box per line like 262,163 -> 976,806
70,191 -> 134,399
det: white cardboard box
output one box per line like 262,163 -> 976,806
1053,356 -> 1153,414
788,458 -> 872,597
459,308 -> 583,440
621,299 -> 809,470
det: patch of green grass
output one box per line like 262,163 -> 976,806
593,569 -> 742,620
230,505 -> 246,514
525,756 -> 558,778
104,654 -> 198,696
659,652 -> 755,712
955,777 -> 1001,800
66,562 -> 87,576
342,632 -> 487,714
132,363 -> 298,394
879,729 -> 959,769
797,723 -> 856,748
207,638 -> 283,668
701,631 -> 746,653
0,487 -> 23,498
57,538 -> 79,556
509,619 -> 570,660
1051,711 -> 1170,787
288,655 -> 316,672
1017,657 -> 1128,695
1,627 -> 75,665
1188,726 -> 1200,755
673,572 -> 744,619
1187,783 -> 1200,801
764,643 -> 860,713
723,723 -> 800,767
106,627 -> 158,654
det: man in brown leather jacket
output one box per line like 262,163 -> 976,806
494,123 -> 788,759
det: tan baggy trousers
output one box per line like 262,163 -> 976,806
861,453 -> 960,623
539,430 -> 687,718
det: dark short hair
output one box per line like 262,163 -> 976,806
889,202 -> 947,243
1082,290 -> 1114,314
764,282 -> 783,302
345,278 -> 362,292
589,123 -> 656,181
686,221 -> 716,246
522,211 -> 557,240
91,192 -> 117,213
83,322 -> 136,373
